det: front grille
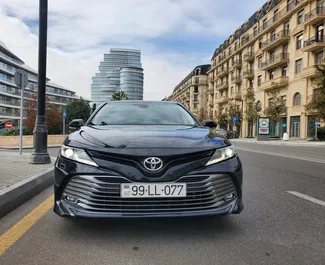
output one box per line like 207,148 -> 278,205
62,175 -> 236,213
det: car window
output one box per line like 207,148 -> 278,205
90,102 -> 197,126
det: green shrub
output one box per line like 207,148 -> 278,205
311,127 -> 325,140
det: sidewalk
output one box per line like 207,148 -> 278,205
0,144 -> 62,150
231,138 -> 325,146
0,151 -> 55,218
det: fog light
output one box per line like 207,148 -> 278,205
225,193 -> 235,201
65,195 -> 78,204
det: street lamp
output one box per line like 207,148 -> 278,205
29,0 -> 51,164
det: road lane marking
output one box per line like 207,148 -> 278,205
0,194 -> 53,256
234,147 -> 325,164
287,191 -> 325,207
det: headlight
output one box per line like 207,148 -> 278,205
60,145 -> 98,167
205,146 -> 235,166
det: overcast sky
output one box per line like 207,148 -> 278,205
0,0 -> 265,100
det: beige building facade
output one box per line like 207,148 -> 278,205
208,0 -> 324,139
168,64 -> 211,118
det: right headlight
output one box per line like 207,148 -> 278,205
60,145 -> 98,167
205,146 -> 235,166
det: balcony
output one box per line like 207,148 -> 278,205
259,76 -> 289,91
261,53 -> 289,71
216,96 -> 229,104
230,59 -> 242,70
231,75 -> 242,84
243,70 -> 254,80
243,52 -> 255,62
305,7 -> 325,26
209,101 -> 214,108
0,64 -> 15,75
261,30 -> 290,51
302,36 -> 325,52
229,92 -> 242,100
300,65 -> 323,79
216,68 -> 229,78
216,82 -> 229,91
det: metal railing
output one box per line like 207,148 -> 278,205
261,30 -> 290,48
261,53 -> 289,68
305,6 -> 325,22
304,35 -> 325,47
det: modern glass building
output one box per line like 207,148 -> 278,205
0,40 -> 88,125
91,48 -> 143,105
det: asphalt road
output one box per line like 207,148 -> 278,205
1,145 -> 325,265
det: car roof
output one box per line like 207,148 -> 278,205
105,100 -> 177,104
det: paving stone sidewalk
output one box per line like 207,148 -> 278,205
0,151 -> 54,190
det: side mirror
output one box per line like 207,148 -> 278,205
69,119 -> 84,130
202,120 -> 217,129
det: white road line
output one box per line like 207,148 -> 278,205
234,147 -> 325,164
287,191 -> 325,207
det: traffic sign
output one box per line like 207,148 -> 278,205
232,117 -> 238,123
14,69 -> 29,88
315,122 -> 321,128
5,121 -> 13,130
62,109 -> 67,119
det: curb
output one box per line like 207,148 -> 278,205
0,168 -> 54,218
231,139 -> 325,147
0,145 -> 62,150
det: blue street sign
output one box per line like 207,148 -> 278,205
62,109 -> 67,119
232,117 -> 238,123
315,122 -> 321,128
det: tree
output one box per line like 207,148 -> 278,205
216,105 -> 228,129
244,87 -> 259,123
304,61 -> 325,122
66,98 -> 91,124
197,107 -> 208,122
24,94 -> 63,135
111,90 -> 129,101
228,101 -> 242,125
264,90 -> 283,122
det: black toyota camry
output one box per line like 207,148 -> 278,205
54,101 -> 243,218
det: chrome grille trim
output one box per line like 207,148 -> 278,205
62,174 -> 237,213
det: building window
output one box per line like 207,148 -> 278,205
256,101 -> 262,112
195,77 -> 199,84
231,86 -> 234,94
194,86 -> 199,93
258,75 -> 262,86
269,70 -> 275,80
193,103 -> 198,109
282,65 -> 288,76
194,94 -> 198,102
238,85 -> 241,92
271,30 -> 276,41
235,42 -> 238,51
317,25 -> 324,42
316,51 -> 324,65
295,59 -> 303,74
254,26 -> 258,37
229,47 -> 232,55
293,92 -> 301,106
249,79 -> 254,88
283,20 -> 290,32
263,19 -> 268,30
297,9 -> 304,25
195,69 -> 201,75
283,43 -> 289,54
296,34 -> 303,49
274,9 -> 279,22
259,38 -> 263,49
258,57 -> 262,68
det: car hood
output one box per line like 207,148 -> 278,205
65,125 -> 230,151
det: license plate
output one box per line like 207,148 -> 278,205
120,183 -> 187,198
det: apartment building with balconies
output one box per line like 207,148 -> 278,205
168,65 -> 211,117
208,0 -> 325,139
0,40 -> 88,123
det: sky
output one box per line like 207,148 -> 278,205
0,0 -> 265,101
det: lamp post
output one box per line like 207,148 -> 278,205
29,0 -> 51,164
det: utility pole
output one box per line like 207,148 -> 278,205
29,0 -> 51,164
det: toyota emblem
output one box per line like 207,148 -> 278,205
143,157 -> 163,171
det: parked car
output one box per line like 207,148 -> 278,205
54,101 -> 244,218
215,129 -> 228,138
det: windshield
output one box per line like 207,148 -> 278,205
90,102 -> 198,126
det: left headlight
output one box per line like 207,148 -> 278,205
205,146 -> 235,166
60,145 -> 98,167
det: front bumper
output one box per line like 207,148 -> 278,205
54,155 -> 243,218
